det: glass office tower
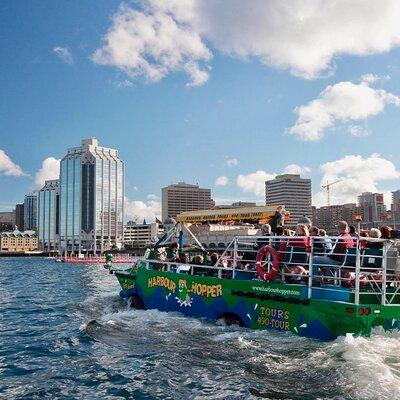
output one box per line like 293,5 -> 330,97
38,179 -> 59,252
24,192 -> 38,231
59,138 -> 124,254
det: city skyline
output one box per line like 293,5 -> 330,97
2,1 -> 400,221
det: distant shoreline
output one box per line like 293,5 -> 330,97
0,252 -> 45,257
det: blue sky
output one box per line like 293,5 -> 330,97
1,1 -> 400,220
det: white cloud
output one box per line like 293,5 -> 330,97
314,153 -> 400,207
348,125 -> 370,137
0,149 -> 26,177
33,157 -> 60,189
226,158 -> 239,167
93,1 -> 400,84
289,78 -> 400,140
125,196 -> 161,222
115,79 -> 134,88
215,175 -> 229,186
53,46 -> 73,64
361,73 -> 390,84
236,164 -> 311,197
236,170 -> 275,198
147,193 -> 159,200
236,164 -> 311,199
283,164 -> 311,175
91,3 -> 212,86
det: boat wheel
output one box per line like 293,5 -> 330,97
217,313 -> 244,327
128,295 -> 145,310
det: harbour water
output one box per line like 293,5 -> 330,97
1,258 -> 400,399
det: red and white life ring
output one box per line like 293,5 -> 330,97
256,245 -> 279,281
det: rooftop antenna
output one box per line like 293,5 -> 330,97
321,179 -> 342,207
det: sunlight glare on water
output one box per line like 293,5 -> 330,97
1,258 -> 400,399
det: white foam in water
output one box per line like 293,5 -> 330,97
329,331 -> 400,399
80,287 -> 400,399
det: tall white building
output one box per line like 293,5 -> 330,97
265,174 -> 312,226
38,179 -> 60,252
24,192 -> 38,231
161,182 -> 214,221
59,138 -> 124,254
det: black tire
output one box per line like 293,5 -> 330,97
218,313 -> 244,327
129,295 -> 145,310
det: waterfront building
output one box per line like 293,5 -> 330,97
313,203 -> 359,233
24,192 -> 38,231
265,174 -> 312,227
37,179 -> 60,252
0,229 -> 37,253
15,203 -> 24,231
358,192 -> 386,226
124,221 -> 162,248
161,182 -> 214,221
0,211 -> 15,232
59,138 -> 124,254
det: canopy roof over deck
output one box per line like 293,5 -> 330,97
176,205 -> 289,224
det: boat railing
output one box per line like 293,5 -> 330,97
233,235 -> 400,306
140,258 -> 238,276
141,235 -> 400,306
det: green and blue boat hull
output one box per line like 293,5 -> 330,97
114,264 -> 400,341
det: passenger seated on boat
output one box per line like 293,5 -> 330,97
178,253 -> 188,264
192,254 -> 213,276
194,252 -> 220,276
156,247 -> 167,260
312,221 -> 354,279
366,228 -> 383,249
284,264 -> 308,283
283,244 -> 310,282
319,229 -> 333,253
208,252 -> 219,266
380,225 -> 392,239
256,224 -> 272,248
310,226 -> 325,254
288,225 -> 311,251
278,225 -> 310,260
359,231 -> 369,248
191,255 -> 204,265
271,227 -> 288,250
167,242 -> 179,261
349,225 -> 357,237
241,243 -> 260,268
150,247 -> 167,270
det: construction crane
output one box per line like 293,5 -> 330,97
321,179 -> 342,207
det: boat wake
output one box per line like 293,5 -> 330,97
332,331 -> 400,399
77,292 -> 400,399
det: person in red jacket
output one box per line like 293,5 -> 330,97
312,220 -> 354,279
288,224 -> 311,252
